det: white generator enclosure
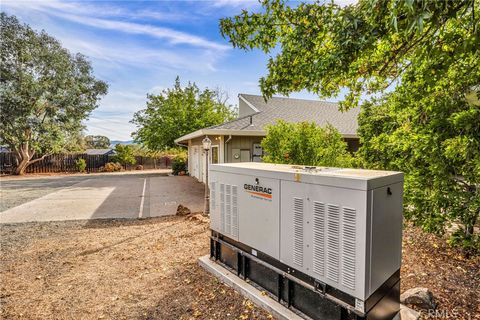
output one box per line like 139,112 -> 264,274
209,163 -> 403,318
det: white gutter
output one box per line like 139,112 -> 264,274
175,129 -> 358,144
174,129 -> 268,144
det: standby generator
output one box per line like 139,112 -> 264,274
208,163 -> 403,320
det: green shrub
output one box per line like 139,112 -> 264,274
103,162 -> 122,172
75,158 -> 87,173
172,155 -> 187,175
261,120 -> 354,167
112,144 -> 136,168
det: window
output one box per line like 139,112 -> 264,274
211,146 -> 219,164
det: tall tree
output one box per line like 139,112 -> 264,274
131,77 -> 236,150
0,13 -> 108,175
220,0 -> 479,250
85,135 -> 111,149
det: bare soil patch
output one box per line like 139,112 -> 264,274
0,216 -> 270,320
1,217 -> 478,320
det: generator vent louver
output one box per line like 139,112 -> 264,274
293,197 -> 304,267
231,185 -> 239,238
326,204 -> 340,282
313,201 -> 326,277
225,185 -> 232,235
210,182 -> 216,209
220,183 -> 225,233
218,183 -> 238,239
341,207 -> 356,290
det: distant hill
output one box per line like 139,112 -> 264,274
110,140 -> 134,147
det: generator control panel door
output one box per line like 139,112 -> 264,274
238,174 -> 280,259
210,171 -> 280,259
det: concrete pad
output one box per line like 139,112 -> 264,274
0,175 -> 205,223
199,256 -> 409,320
198,255 -> 303,320
148,176 -> 204,217
0,179 -> 120,223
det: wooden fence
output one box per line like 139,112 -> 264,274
0,152 -> 171,174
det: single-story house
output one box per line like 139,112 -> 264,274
174,94 -> 360,183
85,148 -> 116,156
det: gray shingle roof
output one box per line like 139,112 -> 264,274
85,149 -> 114,155
208,94 -> 359,136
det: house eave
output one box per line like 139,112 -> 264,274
174,128 -> 358,144
174,129 -> 267,144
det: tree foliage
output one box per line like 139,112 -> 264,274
131,77 -> 236,150
220,0 -> 478,108
112,144 -> 136,167
0,13 -> 108,174
85,135 -> 110,149
261,120 -> 354,167
358,53 -> 480,252
221,0 -> 480,251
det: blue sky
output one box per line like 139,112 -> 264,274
3,0 -> 353,141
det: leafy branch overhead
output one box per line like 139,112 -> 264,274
221,0 -> 480,252
220,0 -> 479,109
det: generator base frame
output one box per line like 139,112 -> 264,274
211,231 -> 400,320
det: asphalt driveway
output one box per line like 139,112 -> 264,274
0,172 -> 205,223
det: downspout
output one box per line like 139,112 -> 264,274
224,135 -> 232,163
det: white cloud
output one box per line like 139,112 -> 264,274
2,0 -> 187,22
54,12 -> 229,51
59,36 -> 222,73
211,0 -> 260,8
2,0 -> 229,51
85,115 -> 137,141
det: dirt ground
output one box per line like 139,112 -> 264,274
1,217 -> 478,320
0,215 -> 270,320
401,223 -> 480,319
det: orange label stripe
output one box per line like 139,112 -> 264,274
247,191 -> 272,199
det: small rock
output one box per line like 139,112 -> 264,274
400,287 -> 436,310
186,213 -> 209,223
176,204 -> 191,216
399,304 -> 421,320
